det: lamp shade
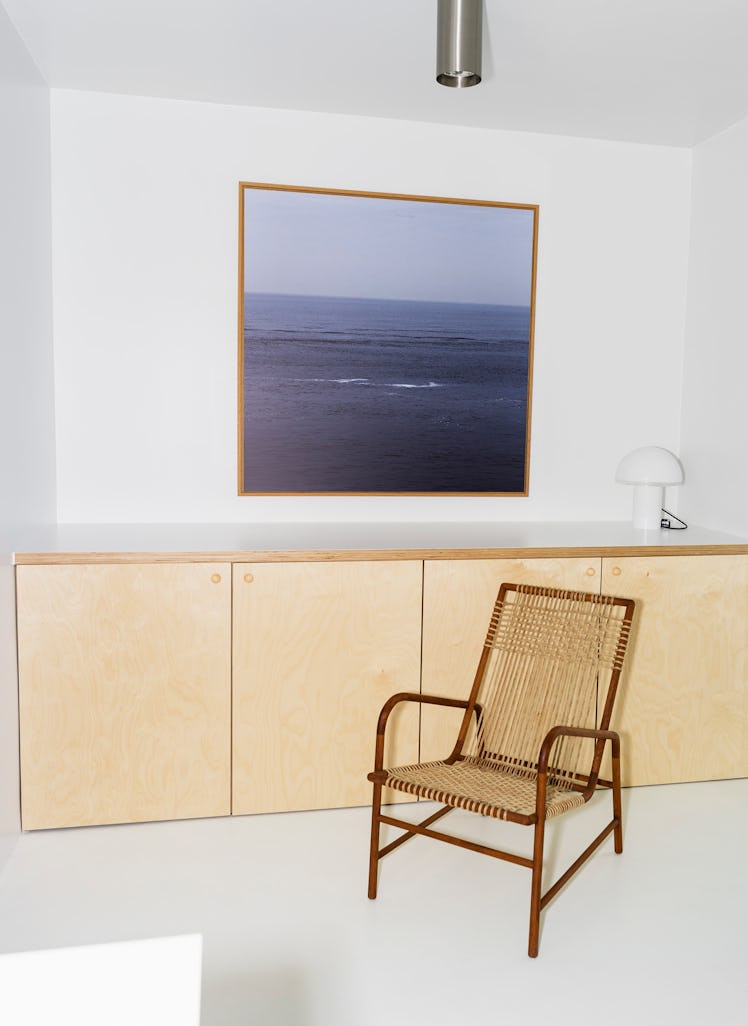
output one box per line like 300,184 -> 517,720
615,446 -> 684,486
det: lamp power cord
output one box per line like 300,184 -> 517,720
660,508 -> 688,530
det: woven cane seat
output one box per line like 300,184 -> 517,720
383,757 -> 585,822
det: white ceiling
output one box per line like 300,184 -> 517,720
4,0 -> 748,147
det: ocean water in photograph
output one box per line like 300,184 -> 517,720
242,292 -> 531,492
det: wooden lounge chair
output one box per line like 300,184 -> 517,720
367,582 -> 636,957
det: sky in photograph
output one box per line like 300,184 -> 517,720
243,187 -> 535,306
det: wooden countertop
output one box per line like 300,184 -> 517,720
8,521 -> 748,564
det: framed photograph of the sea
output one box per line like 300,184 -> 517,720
238,182 -> 538,495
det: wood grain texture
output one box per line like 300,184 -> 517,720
602,555 -> 748,786
14,544 -> 748,566
17,563 -> 231,829
232,561 -> 422,814
420,558 -> 601,764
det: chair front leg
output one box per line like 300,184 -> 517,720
368,781 -> 383,899
528,814 -> 545,958
528,767 -> 549,958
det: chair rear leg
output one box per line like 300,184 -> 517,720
528,817 -> 546,958
368,782 -> 383,899
612,749 -> 623,854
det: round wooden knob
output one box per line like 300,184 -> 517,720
611,566 -> 622,576
211,573 -> 222,584
585,567 -> 596,577
244,573 -> 254,583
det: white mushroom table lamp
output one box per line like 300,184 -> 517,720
615,446 -> 684,530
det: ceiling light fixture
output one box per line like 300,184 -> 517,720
436,0 -> 483,88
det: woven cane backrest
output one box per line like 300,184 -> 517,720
458,584 -> 634,790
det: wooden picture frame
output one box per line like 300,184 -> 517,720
238,182 -> 538,495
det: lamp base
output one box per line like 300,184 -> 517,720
632,484 -> 664,531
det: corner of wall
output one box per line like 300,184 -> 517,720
0,5 -> 56,874
679,115 -> 748,536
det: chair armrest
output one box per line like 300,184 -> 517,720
370,693 -> 480,778
533,726 -> 621,818
537,725 -> 620,774
375,692 -> 472,736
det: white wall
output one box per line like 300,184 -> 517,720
679,115 -> 748,536
0,5 -> 56,867
50,90 -> 692,523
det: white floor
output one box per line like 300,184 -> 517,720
0,778 -> 746,1026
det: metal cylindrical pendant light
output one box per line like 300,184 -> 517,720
436,0 -> 483,88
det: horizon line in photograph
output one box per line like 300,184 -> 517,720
244,289 -> 531,311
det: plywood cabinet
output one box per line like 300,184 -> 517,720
16,563 -> 232,830
421,558 -> 600,763
14,543 -> 747,830
602,555 -> 748,786
231,561 -> 422,814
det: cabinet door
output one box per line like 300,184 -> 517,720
17,563 -> 232,829
232,561 -> 422,814
421,558 -> 600,764
602,555 -> 748,786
